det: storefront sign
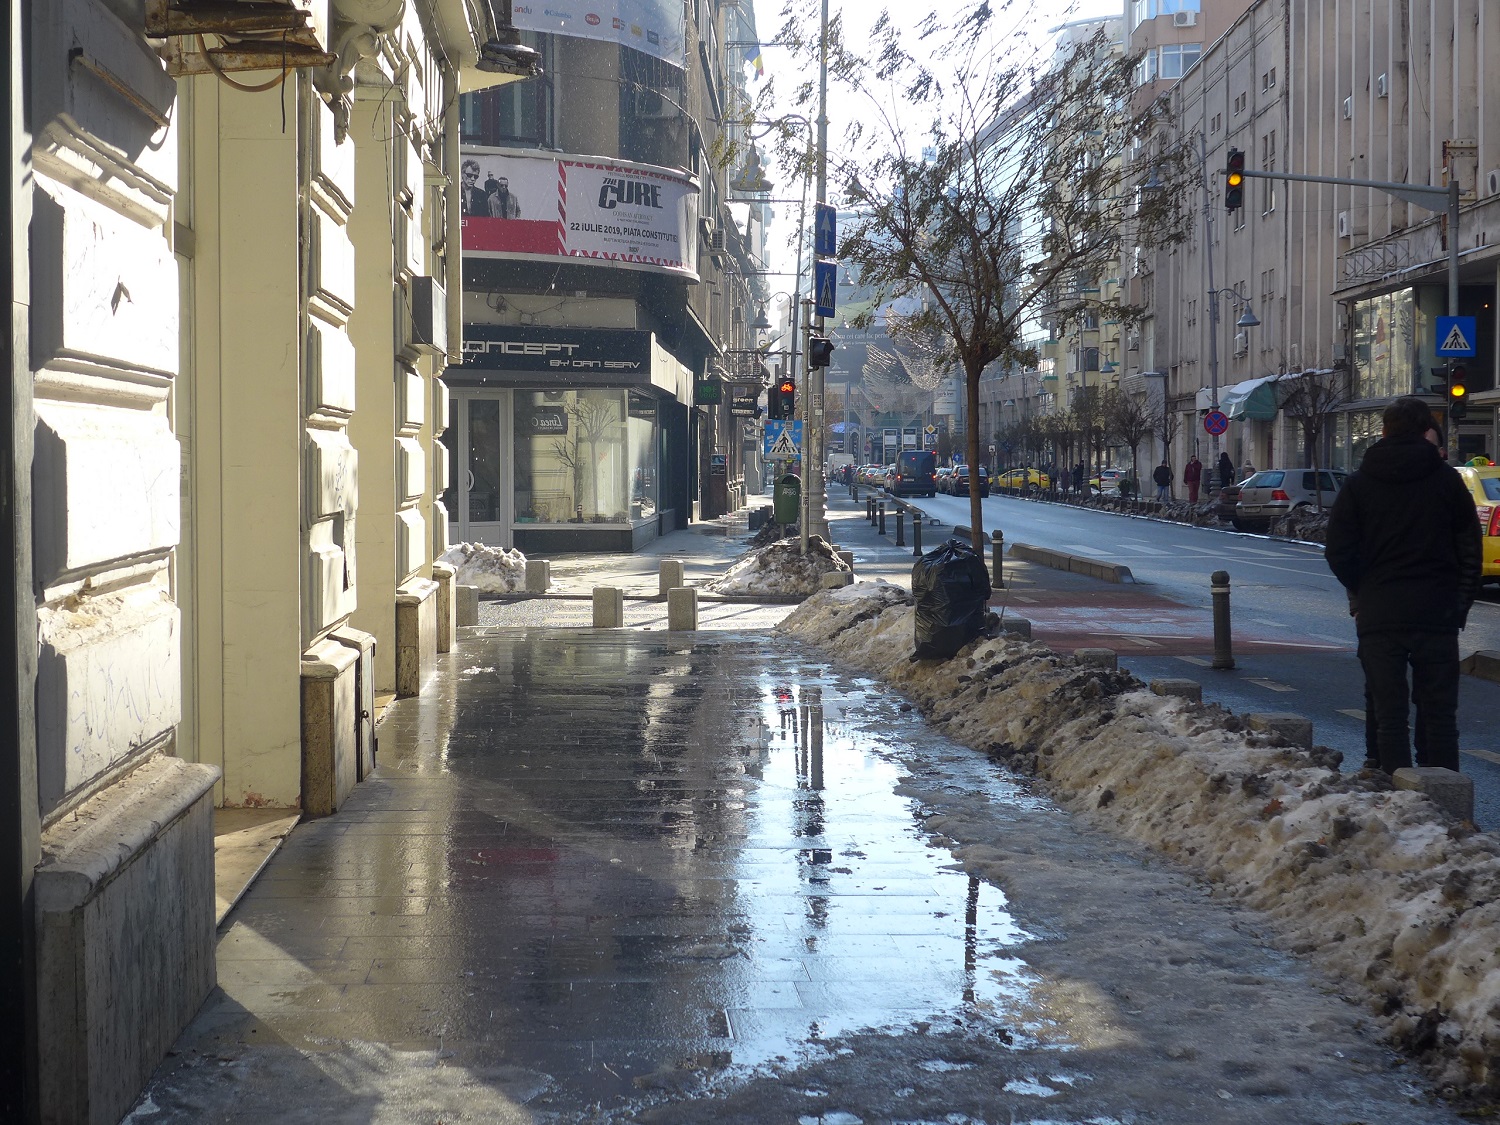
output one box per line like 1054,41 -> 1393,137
460,325 -> 654,376
512,0 -> 685,69
461,147 -> 699,280
524,406 -> 569,435
729,392 -> 758,417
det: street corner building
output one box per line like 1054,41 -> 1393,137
4,0 -> 540,1120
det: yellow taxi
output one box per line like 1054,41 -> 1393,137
994,467 -> 1050,494
1455,460 -> 1500,582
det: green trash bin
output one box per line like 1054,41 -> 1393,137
773,474 -> 802,525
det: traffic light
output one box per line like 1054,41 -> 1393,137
1450,365 -> 1468,420
807,335 -> 835,368
769,376 -> 796,420
1225,148 -> 1245,211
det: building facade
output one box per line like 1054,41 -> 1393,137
6,1 -> 535,1120
444,0 -> 765,554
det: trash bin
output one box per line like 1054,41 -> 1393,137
911,538 -> 993,660
773,474 -> 801,525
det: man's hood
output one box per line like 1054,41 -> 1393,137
1358,434 -> 1445,483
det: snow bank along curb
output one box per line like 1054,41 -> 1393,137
703,536 -> 850,599
779,581 -> 1500,1101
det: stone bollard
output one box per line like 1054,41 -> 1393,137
659,559 -> 685,599
819,571 -> 852,589
1075,648 -> 1118,670
1211,569 -> 1235,669
878,502 -> 887,536
1247,712 -> 1313,751
1000,616 -> 1032,639
895,508 -> 906,547
836,550 -> 855,574
1150,678 -> 1202,702
991,529 -> 1005,589
667,587 -> 698,630
1393,767 -> 1475,824
592,586 -> 624,628
524,559 -> 551,594
456,584 -> 480,627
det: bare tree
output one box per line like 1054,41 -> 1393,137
1150,401 -> 1182,494
777,3 -> 1189,548
1278,365 -> 1350,510
1103,388 -> 1153,480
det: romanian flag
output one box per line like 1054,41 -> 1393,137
747,48 -> 764,80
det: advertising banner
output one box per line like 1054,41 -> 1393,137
460,325 -> 654,375
461,148 -> 699,279
512,0 -> 686,69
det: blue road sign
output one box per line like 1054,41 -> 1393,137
814,260 -> 837,319
814,203 -> 837,257
1202,410 -> 1229,435
763,420 -> 803,458
1437,315 -> 1478,356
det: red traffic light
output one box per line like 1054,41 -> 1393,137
777,378 -> 796,397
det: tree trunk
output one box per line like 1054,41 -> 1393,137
966,367 -> 983,550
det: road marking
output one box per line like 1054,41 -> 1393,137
1250,619 -> 1288,628
1246,677 -> 1296,692
1176,655 -> 1212,667
1464,747 -> 1500,766
1336,708 -> 1365,721
1119,635 -> 1164,648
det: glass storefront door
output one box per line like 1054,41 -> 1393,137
443,391 -> 512,547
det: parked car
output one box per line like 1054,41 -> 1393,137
1455,462 -> 1500,583
1092,468 -> 1126,493
934,466 -> 954,493
947,463 -> 989,498
1212,481 -> 1243,521
995,467 -> 1050,495
1233,468 -> 1347,530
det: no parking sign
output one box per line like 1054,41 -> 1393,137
1202,410 -> 1229,435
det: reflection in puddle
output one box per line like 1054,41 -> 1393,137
712,678 -> 1059,1072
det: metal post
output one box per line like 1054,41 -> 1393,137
1211,570 -> 1235,669
867,496 -> 875,523
1199,132 -> 1223,466
991,529 -> 1004,589
878,501 -> 886,536
895,508 -> 905,547
912,510 -> 923,556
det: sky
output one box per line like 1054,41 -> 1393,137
743,0 -> 1127,303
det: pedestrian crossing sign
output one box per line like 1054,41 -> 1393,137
763,419 -> 802,458
769,431 -> 798,457
1437,315 -> 1477,356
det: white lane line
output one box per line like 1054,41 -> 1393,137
1246,677 -> 1296,692
1176,655 -> 1212,667
1464,748 -> 1500,766
1336,708 -> 1365,721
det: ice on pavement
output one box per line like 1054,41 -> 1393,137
780,580 -> 1500,1097
439,542 -> 526,593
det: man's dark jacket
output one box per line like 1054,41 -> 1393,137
1325,435 -> 1482,634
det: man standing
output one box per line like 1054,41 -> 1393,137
1326,397 -> 1481,774
460,159 -> 487,216
1183,454 -> 1202,502
487,175 -> 522,218
1152,459 -> 1172,502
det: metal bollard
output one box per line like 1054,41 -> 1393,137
991,529 -> 1005,588
1211,569 -> 1235,669
852,482 -> 860,503
878,502 -> 887,536
895,508 -> 906,547
912,510 -> 923,556
867,497 -> 876,524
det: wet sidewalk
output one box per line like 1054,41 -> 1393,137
133,604 -> 1464,1121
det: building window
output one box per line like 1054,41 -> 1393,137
1211,112 -> 1222,133
1158,44 -> 1202,80
1233,92 -> 1247,115
1261,132 -> 1277,214
460,32 -> 554,147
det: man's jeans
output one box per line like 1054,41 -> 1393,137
1358,629 -> 1461,772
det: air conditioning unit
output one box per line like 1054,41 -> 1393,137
1336,210 -> 1352,238
1172,10 -> 1196,26
407,276 -> 448,356
1487,169 -> 1500,196
708,228 -> 727,256
1233,331 -> 1249,357
1376,72 -> 1388,97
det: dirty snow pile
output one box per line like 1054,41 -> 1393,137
781,581 -> 1500,1100
438,542 -> 526,593
705,535 -> 850,598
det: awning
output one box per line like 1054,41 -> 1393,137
1195,375 -> 1282,420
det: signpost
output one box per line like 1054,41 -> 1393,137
763,420 -> 803,459
1437,316 -> 1478,357
814,203 -> 837,257
814,260 -> 837,320
1202,409 -> 1229,436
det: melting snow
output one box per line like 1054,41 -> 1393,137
706,536 -> 851,597
440,542 -> 526,593
781,582 -> 1500,1096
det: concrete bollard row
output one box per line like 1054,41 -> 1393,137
456,584 -> 480,627
667,587 -> 698,631
1150,678 -> 1202,702
593,586 -> 624,628
524,559 -> 551,593
659,559 -> 685,599
1075,648 -> 1118,670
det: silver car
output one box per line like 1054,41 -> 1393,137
1234,468 -> 1347,530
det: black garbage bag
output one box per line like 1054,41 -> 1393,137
911,537 -> 993,661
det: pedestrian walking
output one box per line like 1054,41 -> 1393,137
1326,397 -> 1481,774
1239,456 -> 1256,481
1072,462 -> 1085,496
1151,459 -> 1172,502
1216,451 -> 1235,490
1183,454 -> 1202,503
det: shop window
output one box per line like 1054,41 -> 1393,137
513,389 -> 659,526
